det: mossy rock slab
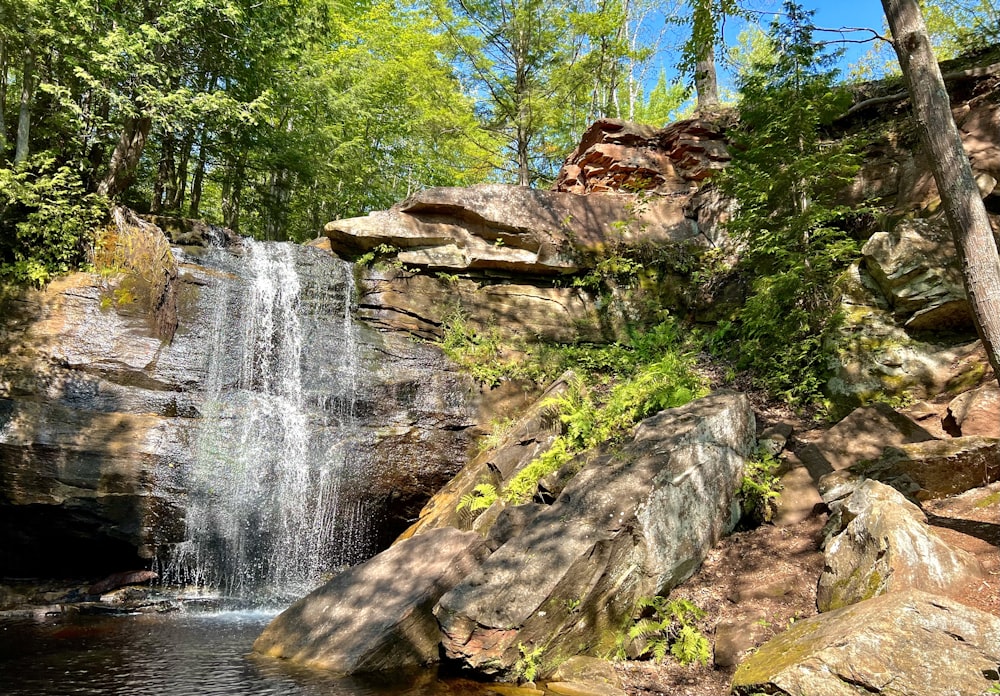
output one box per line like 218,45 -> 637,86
732,590 -> 1000,696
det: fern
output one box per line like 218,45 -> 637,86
740,449 -> 783,524
628,596 -> 711,667
456,483 -> 498,513
670,624 -> 711,666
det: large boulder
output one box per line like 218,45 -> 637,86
732,590 -> 1000,696
434,391 -> 755,679
945,383 -> 1000,437
862,218 -> 972,331
817,480 -> 983,612
855,436 -> 1000,499
253,527 -> 489,674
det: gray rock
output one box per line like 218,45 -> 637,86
434,391 -> 755,679
817,480 -> 983,612
855,436 -> 1000,499
732,590 -> 1000,696
828,263 -> 988,414
797,403 -> 935,478
862,218 -> 972,330
253,527 -> 489,673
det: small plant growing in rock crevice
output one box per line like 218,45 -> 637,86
628,596 -> 711,667
456,483 -> 498,513
740,449 -> 783,525
513,642 -> 545,682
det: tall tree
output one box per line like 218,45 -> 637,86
678,0 -> 739,110
881,0 -> 1000,385
431,0 -> 639,185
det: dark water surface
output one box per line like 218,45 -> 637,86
0,610 -> 491,696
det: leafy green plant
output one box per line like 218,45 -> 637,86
740,449 -> 784,525
501,319 -> 707,504
456,483 -> 499,513
628,596 -> 711,667
0,156 -> 108,286
476,416 -> 518,454
513,642 -> 544,682
711,2 -> 869,408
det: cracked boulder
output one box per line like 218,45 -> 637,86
433,391 -> 755,680
817,479 -> 983,612
732,590 -> 1000,696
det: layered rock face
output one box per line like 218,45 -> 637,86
552,118 -> 731,195
0,232 -> 480,578
319,118 -> 732,344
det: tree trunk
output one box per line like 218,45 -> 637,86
150,134 -> 173,214
170,132 -> 192,211
0,37 -> 8,160
189,128 -> 208,218
14,47 -> 34,164
694,41 -> 719,110
222,156 -> 245,232
98,113 -> 152,198
881,0 -> 1000,385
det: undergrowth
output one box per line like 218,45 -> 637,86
447,314 -> 708,507
626,596 -> 711,667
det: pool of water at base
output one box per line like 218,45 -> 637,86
0,608 -> 495,696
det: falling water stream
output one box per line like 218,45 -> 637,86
0,238 -> 495,695
158,240 -> 377,601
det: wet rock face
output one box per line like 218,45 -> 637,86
434,391 -> 755,679
0,239 -> 480,579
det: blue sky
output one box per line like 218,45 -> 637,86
806,1 -> 890,65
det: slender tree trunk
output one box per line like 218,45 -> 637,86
150,134 -> 173,214
881,0 -> 1000,385
0,37 -> 8,160
14,47 -> 34,164
515,58 -> 531,186
694,41 -> 719,110
189,128 -> 208,218
98,113 -> 152,198
222,156 -> 245,232
170,133 -> 192,211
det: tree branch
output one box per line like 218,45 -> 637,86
837,59 -> 1000,120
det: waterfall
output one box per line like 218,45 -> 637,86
159,240 -> 376,601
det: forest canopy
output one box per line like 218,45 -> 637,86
0,0 -> 996,284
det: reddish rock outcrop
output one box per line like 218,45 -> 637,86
552,118 -> 730,195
